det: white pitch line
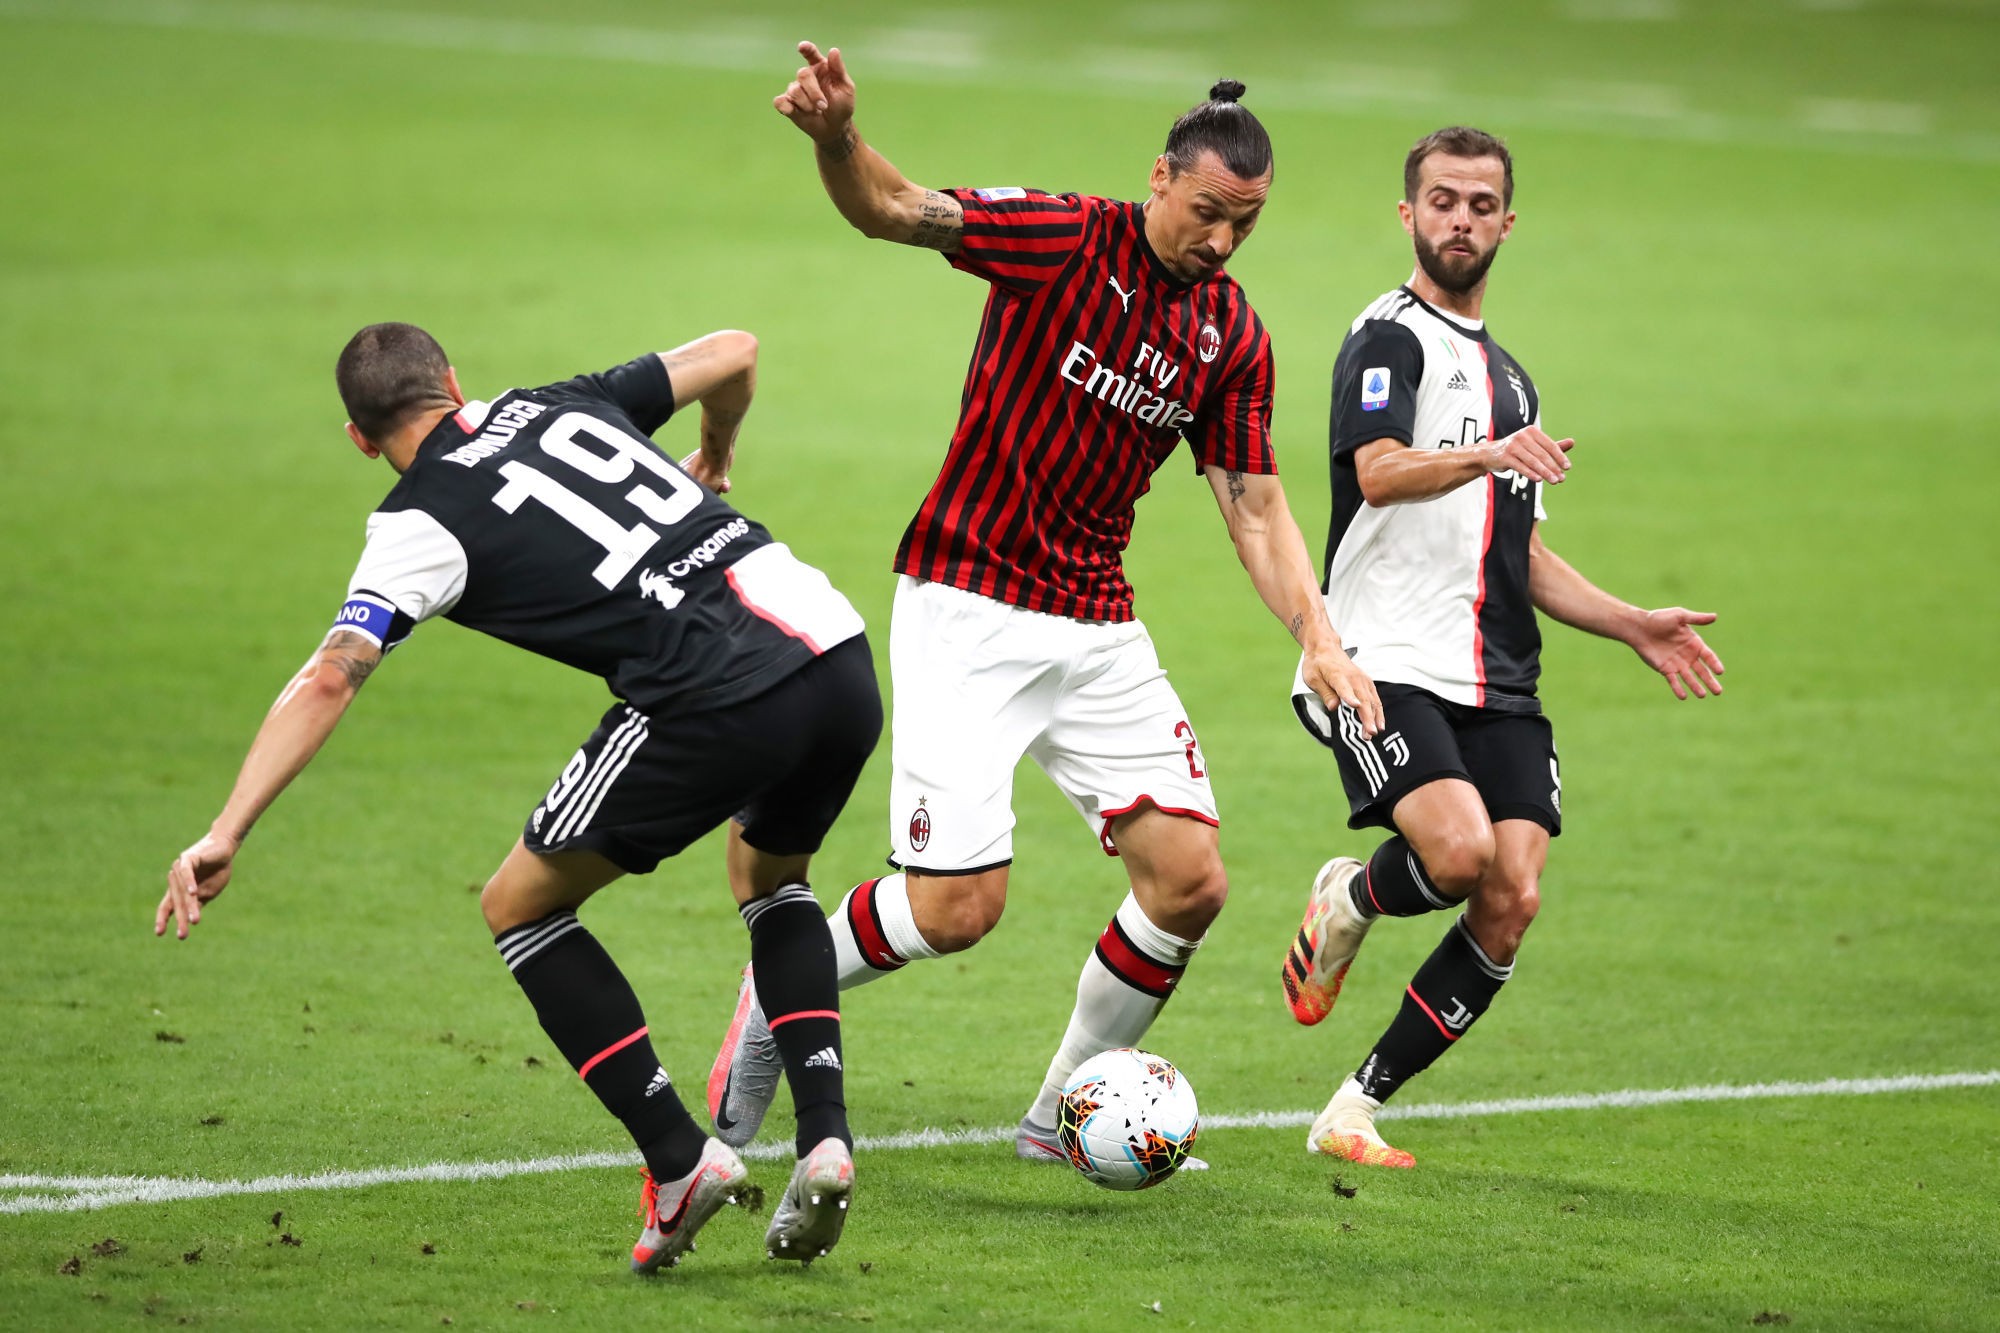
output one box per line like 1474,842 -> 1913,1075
3,0 -> 1997,164
3,1069 -> 1992,1216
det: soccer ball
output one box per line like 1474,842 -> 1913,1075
1056,1048 -> 1200,1191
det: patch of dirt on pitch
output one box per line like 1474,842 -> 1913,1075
90,1238 -> 125,1258
1329,1175 -> 1358,1198
57,1256 -> 82,1276
1751,1315 -> 1791,1327
735,1183 -> 766,1214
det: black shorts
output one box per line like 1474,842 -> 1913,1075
1321,682 -> 1561,836
523,636 -> 882,874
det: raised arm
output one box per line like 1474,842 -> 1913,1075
1353,425 -> 1573,506
154,630 -> 380,939
1528,525 -> 1724,700
1204,466 -> 1383,736
773,41 -> 964,251
661,330 -> 757,493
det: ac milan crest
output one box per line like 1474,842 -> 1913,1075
908,800 -> 931,852
1197,322 -> 1221,364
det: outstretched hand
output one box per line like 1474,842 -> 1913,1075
156,831 -> 239,940
773,41 -> 856,144
1630,608 -> 1725,700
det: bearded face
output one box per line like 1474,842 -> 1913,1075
1412,222 -> 1500,294
1401,152 -> 1513,300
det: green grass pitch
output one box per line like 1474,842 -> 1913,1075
3,1 -> 1998,1327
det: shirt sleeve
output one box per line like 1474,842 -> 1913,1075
1186,306 -> 1277,475
332,509 -> 469,651
547,355 -> 679,435
942,188 -> 1087,295
1329,321 -> 1424,467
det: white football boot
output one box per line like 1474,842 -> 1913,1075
765,1137 -> 855,1264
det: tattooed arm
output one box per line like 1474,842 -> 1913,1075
156,630 -> 382,938
772,41 -> 964,252
1203,466 -> 1384,737
660,330 -> 757,493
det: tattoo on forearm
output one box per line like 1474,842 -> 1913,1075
1288,612 -> 1306,643
1226,470 -> 1247,504
322,631 -> 380,690
818,124 -> 859,164
909,189 -> 963,251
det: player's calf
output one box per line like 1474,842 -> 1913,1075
494,911 -> 710,1195
1341,915 -> 1514,1112
742,884 -> 852,1157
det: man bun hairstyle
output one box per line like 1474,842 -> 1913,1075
1163,79 -> 1273,180
1404,125 -> 1514,206
336,322 -> 456,441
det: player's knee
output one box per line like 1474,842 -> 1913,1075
1170,857 -> 1230,932
911,874 -> 1006,953
479,873 -> 534,937
1425,827 -> 1496,900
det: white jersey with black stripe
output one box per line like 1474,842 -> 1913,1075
1294,287 -> 1546,739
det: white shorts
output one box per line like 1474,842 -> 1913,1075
886,575 -> 1219,873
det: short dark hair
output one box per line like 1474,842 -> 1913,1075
1404,126 -> 1514,206
1163,79 -> 1273,180
335,322 -> 455,440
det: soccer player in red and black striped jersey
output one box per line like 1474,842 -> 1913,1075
704,41 -> 1382,1165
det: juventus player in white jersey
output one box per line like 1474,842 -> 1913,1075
155,323 -> 877,1271
1282,128 -> 1726,1167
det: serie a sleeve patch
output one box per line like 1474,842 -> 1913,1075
1360,366 -> 1392,411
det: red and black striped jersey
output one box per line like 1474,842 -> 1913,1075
894,188 -> 1277,622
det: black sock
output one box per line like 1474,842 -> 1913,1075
1352,916 -> 1512,1103
743,884 -> 850,1156
495,912 -> 706,1181
1350,835 -> 1460,919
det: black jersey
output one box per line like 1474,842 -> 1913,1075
331,355 -> 863,715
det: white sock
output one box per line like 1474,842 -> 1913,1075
828,873 -> 940,992
1024,893 -> 1201,1127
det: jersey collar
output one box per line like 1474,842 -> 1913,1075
1401,285 -> 1488,340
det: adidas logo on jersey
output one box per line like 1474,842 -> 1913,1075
803,1047 -> 843,1071
1445,369 -> 1473,392
644,1066 -> 672,1098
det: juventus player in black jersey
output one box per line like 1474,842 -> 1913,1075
155,323 -> 876,1271
1282,129 -> 1726,1167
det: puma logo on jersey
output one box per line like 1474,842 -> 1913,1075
637,568 -> 684,610
1106,275 -> 1137,312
